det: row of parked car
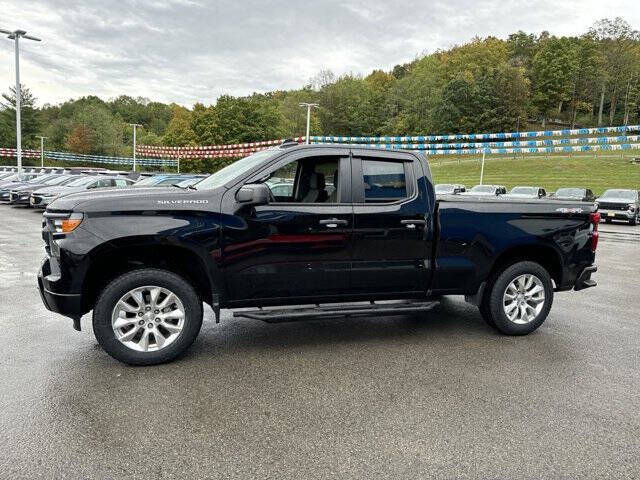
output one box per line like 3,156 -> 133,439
0,166 -> 206,209
435,183 -> 640,225
2,166 -> 637,226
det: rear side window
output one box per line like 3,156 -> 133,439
362,160 -> 407,202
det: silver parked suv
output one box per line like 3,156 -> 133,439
596,189 -> 640,225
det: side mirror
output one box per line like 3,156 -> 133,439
236,183 -> 270,206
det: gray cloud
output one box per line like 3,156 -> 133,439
1,0 -> 639,106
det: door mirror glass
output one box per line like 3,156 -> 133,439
236,183 -> 271,206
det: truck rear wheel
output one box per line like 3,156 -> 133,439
93,269 -> 203,365
480,261 -> 554,335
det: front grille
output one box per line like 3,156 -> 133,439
31,196 -> 42,205
598,202 -> 629,211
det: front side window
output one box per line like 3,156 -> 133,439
362,160 -> 407,202
262,156 -> 340,203
91,179 -> 113,188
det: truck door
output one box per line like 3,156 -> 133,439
220,148 -> 354,303
350,152 -> 432,294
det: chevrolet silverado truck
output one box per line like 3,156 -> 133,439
595,189 -> 640,225
38,143 -> 599,365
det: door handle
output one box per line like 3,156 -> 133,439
401,219 -> 426,229
319,218 -> 348,228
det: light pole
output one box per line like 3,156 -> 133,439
128,123 -> 142,171
0,29 -> 41,175
35,135 -> 47,167
299,103 -> 318,144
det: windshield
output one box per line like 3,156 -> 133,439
44,175 -> 74,186
555,188 -> 584,198
470,185 -> 494,193
600,189 -> 637,200
196,149 -> 279,190
435,184 -> 454,193
65,176 -> 96,187
510,187 -> 537,195
18,174 -> 38,182
27,174 -> 53,183
134,176 -> 163,186
175,177 -> 202,187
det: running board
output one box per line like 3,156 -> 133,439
232,300 -> 439,323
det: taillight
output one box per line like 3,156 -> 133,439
590,212 -> 600,252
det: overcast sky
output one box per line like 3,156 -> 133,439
1,0 -> 639,107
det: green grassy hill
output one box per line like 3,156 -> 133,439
430,151 -> 640,194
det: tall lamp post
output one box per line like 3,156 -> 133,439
35,135 -> 47,167
299,103 -> 319,144
128,123 -> 142,171
0,29 -> 41,175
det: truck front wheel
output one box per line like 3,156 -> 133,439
93,269 -> 203,365
479,261 -> 554,335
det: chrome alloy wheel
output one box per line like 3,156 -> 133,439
111,286 -> 185,352
502,274 -> 545,324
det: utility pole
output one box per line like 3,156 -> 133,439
299,103 -> 319,144
35,135 -> 47,167
0,29 -> 41,175
128,123 -> 142,171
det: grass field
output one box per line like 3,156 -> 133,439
430,151 -> 640,194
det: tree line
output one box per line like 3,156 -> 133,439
1,17 -> 639,168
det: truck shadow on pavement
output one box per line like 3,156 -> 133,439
187,296 -> 540,360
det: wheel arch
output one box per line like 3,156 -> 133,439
82,240 -> 219,314
488,243 -> 564,289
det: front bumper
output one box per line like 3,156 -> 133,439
574,265 -> 597,291
9,192 -> 30,205
38,256 -> 83,326
598,209 -> 635,220
31,195 -> 55,208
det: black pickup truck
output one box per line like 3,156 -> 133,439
38,144 -> 599,365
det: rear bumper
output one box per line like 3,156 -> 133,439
574,265 -> 597,291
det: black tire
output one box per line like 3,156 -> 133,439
93,269 -> 203,365
481,261 -> 554,335
630,215 -> 638,226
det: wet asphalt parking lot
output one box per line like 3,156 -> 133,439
0,205 -> 638,479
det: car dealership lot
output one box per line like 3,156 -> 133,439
0,207 -> 638,479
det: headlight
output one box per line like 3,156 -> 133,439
46,212 -> 84,234
629,204 -> 636,211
